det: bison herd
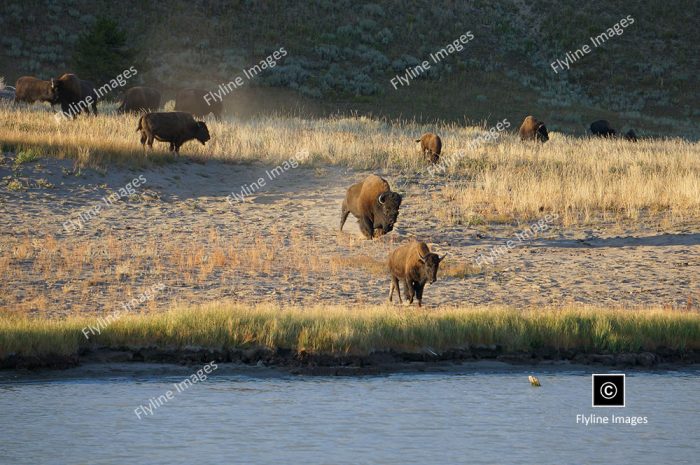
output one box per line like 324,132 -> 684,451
11,73 -> 222,153
343,114 -> 638,307
8,72 -> 645,307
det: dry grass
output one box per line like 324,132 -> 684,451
1,303 -> 698,358
2,105 -> 699,225
1,226 -> 480,317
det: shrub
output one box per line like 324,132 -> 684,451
72,18 -> 135,83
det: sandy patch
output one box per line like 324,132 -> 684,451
1,152 -> 699,317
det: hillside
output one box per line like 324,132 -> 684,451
1,0 -> 698,136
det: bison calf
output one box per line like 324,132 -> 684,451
137,112 -> 210,154
14,76 -> 54,104
340,174 -> 402,239
388,241 -> 444,307
519,116 -> 549,143
416,133 -> 441,163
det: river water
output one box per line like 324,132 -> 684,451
0,364 -> 698,464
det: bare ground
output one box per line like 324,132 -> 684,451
1,152 -> 699,317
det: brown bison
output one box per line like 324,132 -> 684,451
175,88 -> 222,121
416,133 -> 441,163
624,129 -> 638,142
118,86 -> 161,113
137,111 -> 211,154
519,116 -> 549,142
14,76 -> 55,104
590,120 -> 617,137
340,174 -> 402,239
388,241 -> 444,307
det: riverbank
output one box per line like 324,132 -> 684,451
2,303 -> 698,372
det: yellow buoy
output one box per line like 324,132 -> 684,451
529,375 -> 541,387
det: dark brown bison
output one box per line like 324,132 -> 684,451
590,120 -> 617,137
118,86 -> 161,113
51,73 -> 86,118
624,129 -> 638,142
79,79 -> 98,115
519,116 -> 549,142
14,76 -> 54,104
175,88 -> 222,120
388,241 -> 444,307
137,112 -> 211,154
416,133 -> 441,163
340,174 -> 402,239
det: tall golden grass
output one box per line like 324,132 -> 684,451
2,105 -> 699,224
1,303 -> 698,358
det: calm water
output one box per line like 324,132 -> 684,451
0,364 -> 698,465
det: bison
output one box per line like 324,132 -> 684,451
624,129 -> 638,142
118,86 -> 161,113
51,73 -> 87,118
416,133 -> 442,163
519,116 -> 549,142
590,120 -> 617,138
175,88 -> 222,121
137,111 -> 210,154
388,241 -> 444,307
14,76 -> 54,104
340,174 -> 402,239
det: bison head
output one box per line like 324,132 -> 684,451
419,251 -> 445,284
624,129 -> 637,142
47,78 -> 59,103
374,191 -> 402,234
195,121 -> 211,145
536,123 -> 549,143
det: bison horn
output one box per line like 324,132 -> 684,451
438,254 -> 446,262
378,192 -> 386,204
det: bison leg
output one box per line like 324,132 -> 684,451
60,103 -> 73,120
415,283 -> 425,307
359,217 -> 374,240
389,276 -> 402,304
147,133 -> 155,150
404,278 -> 414,303
139,131 -> 147,148
340,201 -> 350,231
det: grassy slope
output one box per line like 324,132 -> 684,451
1,0 -> 698,136
2,303 -> 699,358
3,106 -> 700,225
